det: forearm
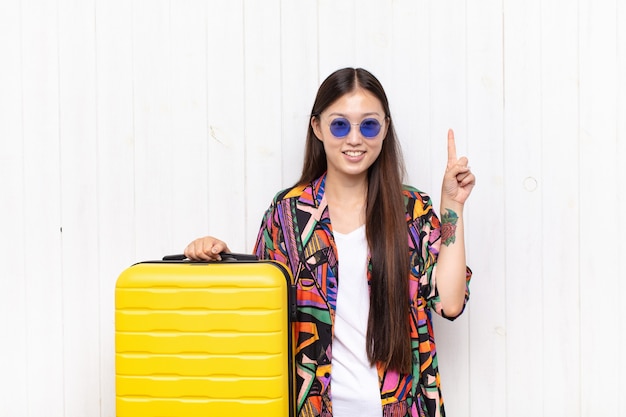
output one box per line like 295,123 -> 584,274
434,200 -> 468,317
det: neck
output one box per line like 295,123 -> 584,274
324,171 -> 368,206
323,171 -> 368,234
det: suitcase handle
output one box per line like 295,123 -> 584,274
162,253 -> 258,262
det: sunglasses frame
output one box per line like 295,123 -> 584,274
326,116 -> 385,139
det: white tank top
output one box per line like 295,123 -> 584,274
331,225 -> 382,417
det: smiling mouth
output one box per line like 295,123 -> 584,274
343,151 -> 365,157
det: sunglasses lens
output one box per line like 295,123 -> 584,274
360,118 -> 381,138
329,118 -> 351,137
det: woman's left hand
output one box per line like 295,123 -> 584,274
442,129 -> 476,205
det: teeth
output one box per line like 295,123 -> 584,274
344,151 -> 364,157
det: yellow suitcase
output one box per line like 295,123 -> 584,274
115,253 -> 296,417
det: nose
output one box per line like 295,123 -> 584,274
345,123 -> 363,144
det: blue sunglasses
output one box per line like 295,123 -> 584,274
328,117 -> 383,138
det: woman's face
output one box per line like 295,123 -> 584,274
311,89 -> 387,182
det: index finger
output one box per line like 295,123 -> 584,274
447,128 -> 457,163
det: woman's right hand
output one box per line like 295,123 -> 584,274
184,236 -> 231,261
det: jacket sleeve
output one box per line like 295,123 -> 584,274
253,198 -> 290,268
407,189 -> 472,321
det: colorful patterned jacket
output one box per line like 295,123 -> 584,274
253,173 -> 471,417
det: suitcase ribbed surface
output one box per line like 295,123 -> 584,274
115,261 -> 294,417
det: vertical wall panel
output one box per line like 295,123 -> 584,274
355,0 -> 393,78
132,0 -> 174,260
540,1 -> 581,415
503,0 -> 544,415
243,0 -> 283,250
205,0 -> 246,251
279,1 -> 319,186
317,0 -> 357,75
57,0 -> 101,416
20,0 -> 65,415
0,1 -> 28,415
428,3 -> 470,416
95,1 -> 135,415
427,2 -> 467,206
466,1 -> 506,416
168,0 -> 209,251
578,0 -> 620,414
618,2 -> 626,415
389,0 -> 431,189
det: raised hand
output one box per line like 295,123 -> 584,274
441,129 -> 475,205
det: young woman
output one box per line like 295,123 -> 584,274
184,67 -> 475,417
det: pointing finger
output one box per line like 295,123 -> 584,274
447,129 -> 457,164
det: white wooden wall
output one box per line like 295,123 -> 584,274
0,1 -> 624,416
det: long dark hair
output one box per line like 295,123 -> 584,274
298,68 -> 411,373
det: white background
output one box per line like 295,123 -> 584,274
0,0 -> 624,416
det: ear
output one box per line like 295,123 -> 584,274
311,116 -> 323,141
